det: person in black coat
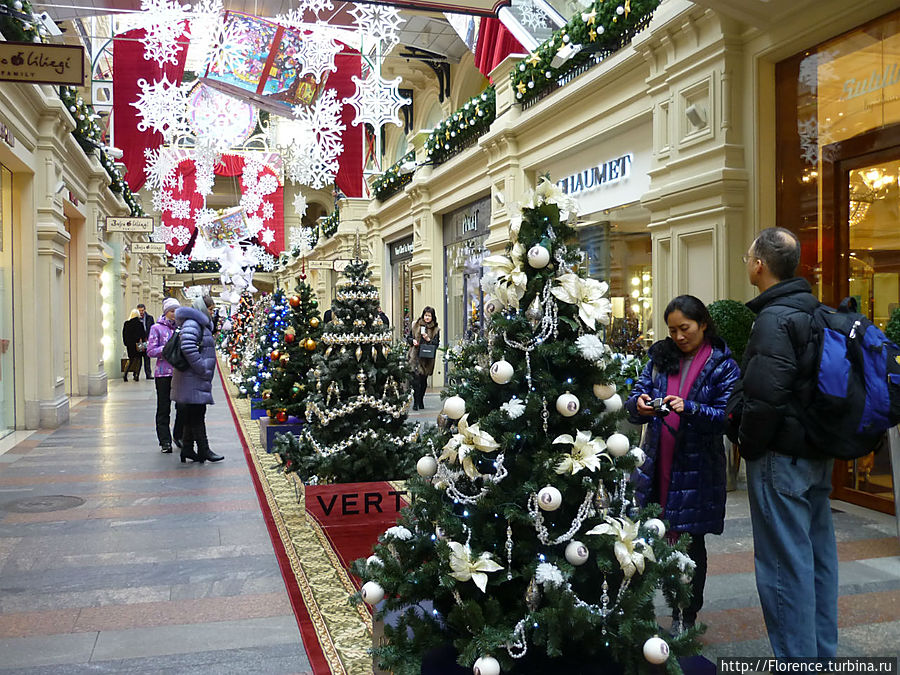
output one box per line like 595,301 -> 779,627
122,309 -> 146,382
137,304 -> 155,379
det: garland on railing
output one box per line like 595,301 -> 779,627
372,150 -> 414,202
0,0 -> 41,42
321,208 -> 340,239
425,86 -> 495,165
511,0 -> 659,107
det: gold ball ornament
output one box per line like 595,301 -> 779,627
310,317 -> 320,328
305,338 -> 317,351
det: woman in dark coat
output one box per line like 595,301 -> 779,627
407,306 -> 440,410
122,309 -> 146,382
172,296 -> 224,464
625,295 -> 740,630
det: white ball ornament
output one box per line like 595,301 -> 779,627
644,518 -> 666,538
593,383 -> 617,400
602,393 -> 623,413
565,540 -> 590,566
527,244 -> 551,269
537,486 -> 562,511
490,360 -> 514,384
630,447 -> 647,467
473,656 -> 501,675
366,554 -> 383,567
416,456 -> 438,478
360,580 -> 385,605
606,433 -> 631,457
556,392 -> 580,417
443,395 -> 466,419
643,636 -> 670,664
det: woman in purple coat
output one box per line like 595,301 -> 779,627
146,297 -> 184,454
172,296 -> 224,464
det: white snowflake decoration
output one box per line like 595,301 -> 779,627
257,173 -> 279,195
258,252 -> 276,271
171,252 -> 191,271
276,0 -> 334,24
203,16 -> 251,75
169,199 -> 192,220
797,117 -> 818,165
151,188 -> 174,213
291,31 -> 341,82
513,0 -> 550,31
259,228 -> 276,245
344,73 -> 410,130
284,142 -> 340,189
349,3 -> 405,51
152,224 -> 173,244
171,225 -> 192,245
293,88 -> 345,159
242,244 -> 265,265
245,214 -> 264,236
261,201 -> 275,221
292,192 -> 308,217
187,0 -> 224,69
289,225 -> 311,253
132,74 -> 189,140
240,190 -> 263,214
139,0 -> 191,66
143,146 -> 179,191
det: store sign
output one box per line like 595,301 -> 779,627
0,42 -> 84,85
443,195 -> 491,245
130,242 -> 166,254
105,216 -> 154,233
309,260 -> 333,269
558,154 -> 633,196
165,280 -> 184,288
151,265 -> 175,275
840,63 -> 900,101
333,259 -> 352,272
352,0 -> 506,17
390,235 -> 414,264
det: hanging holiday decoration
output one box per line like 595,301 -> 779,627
132,73 -> 189,140
348,3 -> 405,51
286,88 -> 345,188
425,87 -> 496,165
136,0 -> 191,66
143,145 -> 179,191
513,0 -> 551,31
344,73 -> 410,131
275,0 -> 335,24
186,82 -> 257,149
291,30 -> 342,83
292,192 -> 308,218
201,11 -> 250,74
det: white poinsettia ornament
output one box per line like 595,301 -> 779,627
447,541 -> 503,592
551,273 -> 612,330
482,242 -> 527,309
440,414 -> 500,479
552,430 -> 610,475
500,396 -> 526,419
586,516 -> 656,578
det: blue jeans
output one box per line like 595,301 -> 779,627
746,452 -> 838,657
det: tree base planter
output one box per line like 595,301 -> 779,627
304,481 -> 408,573
249,399 -> 266,420
259,416 -> 305,452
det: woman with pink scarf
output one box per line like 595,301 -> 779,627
625,295 -> 740,631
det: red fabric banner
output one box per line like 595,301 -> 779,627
331,48 -> 363,198
474,16 -> 524,80
113,28 -> 190,192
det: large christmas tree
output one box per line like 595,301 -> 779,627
352,181 -> 700,674
263,280 -> 323,419
276,258 -> 420,483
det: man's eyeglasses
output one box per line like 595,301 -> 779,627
742,254 -> 757,264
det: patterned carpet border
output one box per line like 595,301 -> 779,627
218,362 -> 373,675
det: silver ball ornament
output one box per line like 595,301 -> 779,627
416,455 -> 438,478
644,518 -> 666,538
630,447 -> 647,467
565,540 -> 589,566
593,383 -> 617,400
556,392 -> 580,417
537,485 -> 562,511
606,433 -> 630,457
490,360 -> 514,384
361,580 -> 384,605
442,395 -> 466,419
473,656 -> 500,675
643,636 -> 670,664
527,244 -> 550,269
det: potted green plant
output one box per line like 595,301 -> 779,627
885,306 -> 900,346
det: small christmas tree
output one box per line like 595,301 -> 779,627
276,257 -> 420,483
263,279 -> 323,420
352,180 -> 700,675
223,294 -> 258,380
240,290 -> 291,402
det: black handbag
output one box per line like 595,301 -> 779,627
162,329 -> 191,371
418,343 -> 437,359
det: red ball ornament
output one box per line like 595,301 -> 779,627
276,410 -> 288,423
270,350 -> 280,361
289,295 -> 301,308
285,333 -> 295,343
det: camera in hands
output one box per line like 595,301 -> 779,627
650,398 -> 671,416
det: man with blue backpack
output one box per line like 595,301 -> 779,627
734,227 -> 838,658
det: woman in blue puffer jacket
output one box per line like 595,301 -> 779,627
146,297 -> 184,454
172,295 -> 224,464
625,295 -> 740,630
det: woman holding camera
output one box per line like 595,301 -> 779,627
625,295 -> 740,630
407,307 -> 439,411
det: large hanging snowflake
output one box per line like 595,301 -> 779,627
349,3 -> 405,51
241,190 -> 263,214
344,73 -> 410,130
258,228 -> 276,246
151,188 -> 174,213
513,0 -> 550,31
194,207 -> 218,231
245,214 -> 264,236
242,244 -> 265,265
284,140 -> 340,189
290,31 -> 341,82
186,0 -> 223,67
133,74 -> 188,140
289,225 -> 315,255
171,253 -> 191,271
275,0 -> 334,25
169,199 -> 192,220
258,251 -> 277,271
143,145 -> 179,191
293,88 -> 345,158
292,192 -> 308,217
171,225 -> 192,245
203,16 -> 251,75
261,201 -> 275,221
139,0 -> 191,66
152,224 -> 173,244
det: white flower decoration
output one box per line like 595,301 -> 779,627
447,541 -> 503,593
585,516 -> 656,578
575,334 -> 609,362
384,525 -> 413,540
440,414 -> 500,479
551,273 -> 612,330
482,243 -> 527,309
552,430 -> 610,474
500,396 -> 526,419
535,562 -> 565,587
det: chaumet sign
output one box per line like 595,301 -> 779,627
557,153 -> 633,196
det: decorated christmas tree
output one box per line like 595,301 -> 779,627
351,181 -> 700,675
239,290 -> 291,401
275,257 -> 420,483
223,293 -> 259,378
262,279 -> 323,420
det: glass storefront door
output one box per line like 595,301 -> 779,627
0,164 -> 14,437
444,235 -> 488,345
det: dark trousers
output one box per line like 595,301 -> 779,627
154,376 -> 183,446
125,355 -> 142,380
142,354 -> 152,378
682,534 -> 708,622
412,373 -> 428,407
179,403 -> 209,452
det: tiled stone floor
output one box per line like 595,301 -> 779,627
0,376 -> 898,673
0,374 -> 311,674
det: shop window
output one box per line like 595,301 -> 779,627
445,235 -> 489,344
0,164 -> 14,437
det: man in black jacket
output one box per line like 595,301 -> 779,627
733,227 -> 837,658
137,303 -> 155,379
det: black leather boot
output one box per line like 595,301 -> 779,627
197,440 -> 224,463
180,442 -> 201,463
